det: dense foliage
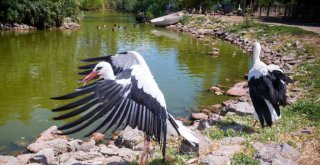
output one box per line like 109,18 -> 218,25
0,0 -> 80,28
78,0 -> 104,10
107,0 -> 177,19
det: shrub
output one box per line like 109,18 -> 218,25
0,0 -> 80,28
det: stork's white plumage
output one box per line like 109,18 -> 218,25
248,42 -> 291,127
238,4 -> 242,11
52,51 -> 198,163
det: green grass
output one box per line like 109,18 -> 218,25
204,100 -> 319,144
231,153 -> 260,165
226,22 -> 315,38
297,60 -> 320,96
148,140 -> 196,165
287,101 -> 320,123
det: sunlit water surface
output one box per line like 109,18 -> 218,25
0,11 -> 250,154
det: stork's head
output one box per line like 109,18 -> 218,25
252,42 -> 261,63
81,61 -> 115,83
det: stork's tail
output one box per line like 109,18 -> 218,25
167,114 -> 199,146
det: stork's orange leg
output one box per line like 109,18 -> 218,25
140,134 -> 150,165
252,120 -> 258,128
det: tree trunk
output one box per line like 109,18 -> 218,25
250,0 -> 254,13
259,6 -> 262,16
267,2 -> 271,17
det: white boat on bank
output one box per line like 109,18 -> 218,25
150,11 -> 184,26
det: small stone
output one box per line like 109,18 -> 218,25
191,113 -> 208,120
13,138 -> 30,148
89,132 -> 105,143
179,139 -> 199,154
207,104 -> 222,113
208,86 -> 224,95
67,139 -> 82,152
299,127 -> 313,134
200,109 -> 211,115
207,114 -> 223,125
187,158 -> 198,164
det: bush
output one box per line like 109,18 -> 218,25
0,0 -> 80,28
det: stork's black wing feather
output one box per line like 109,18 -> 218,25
249,76 -> 274,127
52,68 -> 168,151
269,70 -> 288,106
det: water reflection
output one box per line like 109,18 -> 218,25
0,11 -> 249,153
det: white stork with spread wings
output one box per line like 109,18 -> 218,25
52,51 -> 198,164
248,42 -> 291,128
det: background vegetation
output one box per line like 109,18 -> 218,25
0,0 -> 80,28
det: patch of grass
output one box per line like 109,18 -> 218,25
287,101 -> 320,123
226,22 -> 315,38
204,115 -> 255,140
205,127 -> 225,140
231,153 -> 260,165
295,41 -> 320,96
181,14 -> 191,25
149,139 -> 195,165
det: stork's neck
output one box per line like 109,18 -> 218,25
252,49 -> 260,65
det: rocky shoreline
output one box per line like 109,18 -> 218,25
0,22 -> 80,31
0,15 -> 315,164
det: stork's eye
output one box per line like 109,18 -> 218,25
96,66 -> 103,70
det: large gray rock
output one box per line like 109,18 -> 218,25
117,127 -> 143,149
201,155 -> 229,165
253,142 -> 301,165
103,156 -> 125,164
220,137 -> 246,146
27,138 -> 68,154
211,145 -> 242,157
191,113 -> 208,120
32,126 -> 66,143
116,147 -> 140,161
226,101 -> 254,115
226,81 -> 248,96
100,144 -> 119,156
30,148 -> 55,164
17,154 -> 34,164
80,139 -> 96,152
0,156 -> 19,165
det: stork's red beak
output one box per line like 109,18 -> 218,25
81,71 -> 98,83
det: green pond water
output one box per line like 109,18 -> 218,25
0,11 -> 250,154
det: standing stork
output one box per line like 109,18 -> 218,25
248,42 -> 291,128
51,51 -> 198,164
